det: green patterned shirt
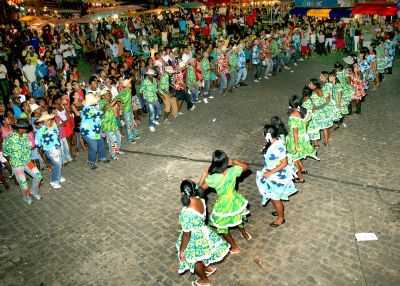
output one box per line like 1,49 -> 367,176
229,52 -> 238,72
159,73 -> 170,92
99,99 -> 118,132
200,58 -> 210,81
186,66 -> 197,89
3,132 -> 32,168
116,88 -> 132,113
140,78 -> 158,103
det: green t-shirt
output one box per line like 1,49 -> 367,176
99,99 -> 118,132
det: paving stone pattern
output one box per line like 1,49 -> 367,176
0,58 -> 399,286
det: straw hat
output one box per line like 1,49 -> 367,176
37,112 -> 55,122
343,56 -> 355,65
83,92 -> 99,106
165,66 -> 175,74
145,69 -> 156,76
13,119 -> 31,130
100,88 -> 110,96
29,103 -> 40,113
178,61 -> 186,69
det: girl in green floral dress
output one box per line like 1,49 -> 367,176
177,180 -> 230,286
199,150 -> 251,255
334,62 -> 354,121
307,79 -> 334,147
301,86 -> 320,142
320,71 -> 341,128
328,72 -> 347,127
286,95 -> 318,182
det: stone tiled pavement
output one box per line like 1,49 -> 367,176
0,58 -> 399,286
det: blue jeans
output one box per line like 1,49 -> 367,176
203,79 -> 210,96
188,88 -> 200,102
83,136 -> 106,164
147,101 -> 161,128
45,148 -> 62,183
236,68 -> 247,84
219,73 -> 227,93
229,70 -> 237,89
254,63 -> 262,79
123,111 -> 139,142
60,137 -> 72,163
106,131 -> 121,159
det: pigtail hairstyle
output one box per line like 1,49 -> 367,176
180,179 -> 200,207
262,124 -> 279,154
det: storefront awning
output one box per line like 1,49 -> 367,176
329,8 -> 352,19
352,4 -> 398,16
290,7 -> 309,16
307,9 -> 331,18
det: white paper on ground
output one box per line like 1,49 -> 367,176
355,233 -> 378,241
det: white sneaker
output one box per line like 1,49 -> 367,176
32,194 -> 41,200
60,177 -> 66,183
254,79 -> 259,83
190,105 -> 196,111
299,58 -> 304,62
149,126 -> 156,132
290,70 -> 294,73
268,73 -> 272,77
50,182 -> 62,189
154,121 -> 160,126
203,98 -> 208,104
177,112 -> 184,116
294,63 -> 298,66
264,76 -> 269,80
209,96 -> 214,99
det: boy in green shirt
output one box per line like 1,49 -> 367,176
116,79 -> 139,142
140,69 -> 161,132
99,90 -> 121,160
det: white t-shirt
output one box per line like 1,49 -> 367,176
0,64 -> 7,79
22,63 -> 37,84
60,43 -> 74,58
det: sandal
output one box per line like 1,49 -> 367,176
301,170 -> 309,175
294,178 -> 306,184
270,220 -> 286,228
271,211 -> 278,216
240,230 -> 252,241
229,249 -> 241,255
205,266 -> 217,277
192,280 -> 211,286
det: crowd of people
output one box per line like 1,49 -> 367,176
0,3 -> 398,286
173,15 -> 398,286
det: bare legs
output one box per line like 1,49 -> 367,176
194,262 -> 210,285
271,199 -> 285,225
222,233 -> 240,253
294,160 -> 305,182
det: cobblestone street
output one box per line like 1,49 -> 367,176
0,58 -> 399,286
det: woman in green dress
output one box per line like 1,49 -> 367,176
307,78 -> 334,148
286,95 -> 318,183
199,150 -> 251,255
176,180 -> 230,286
